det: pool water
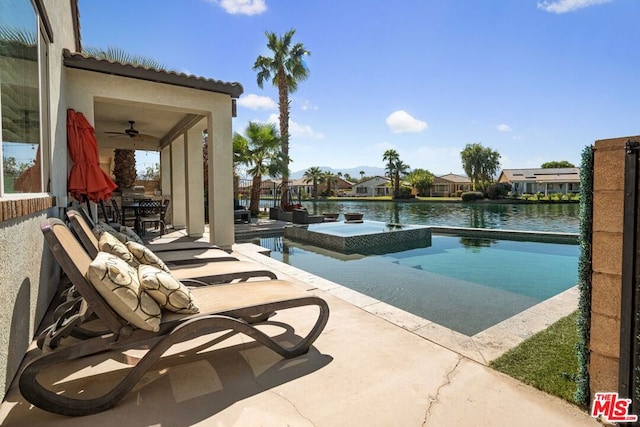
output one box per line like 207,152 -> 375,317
252,235 -> 579,336
305,220 -> 425,237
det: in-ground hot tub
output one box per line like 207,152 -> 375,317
284,220 -> 431,254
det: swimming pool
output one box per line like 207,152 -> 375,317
247,234 -> 579,336
284,221 -> 431,254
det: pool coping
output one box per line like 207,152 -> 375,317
233,242 -> 579,365
430,226 -> 579,244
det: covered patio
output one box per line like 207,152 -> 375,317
63,49 -> 243,248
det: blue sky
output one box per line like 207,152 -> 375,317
79,0 -> 639,176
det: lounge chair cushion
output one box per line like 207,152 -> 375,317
98,231 -> 140,268
138,265 -> 199,314
86,252 -> 161,332
119,226 -> 144,244
94,221 -> 144,245
125,241 -> 171,273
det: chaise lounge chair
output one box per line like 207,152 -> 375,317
292,208 -> 324,224
68,209 -> 238,265
18,218 -> 329,416
66,209 -> 278,284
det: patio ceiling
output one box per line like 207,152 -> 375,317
93,100 -> 205,152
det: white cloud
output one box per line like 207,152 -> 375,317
237,94 -> 277,110
211,0 -> 267,15
537,0 -> 612,14
497,124 -> 512,132
266,114 -> 324,139
298,99 -> 319,111
386,110 -> 428,133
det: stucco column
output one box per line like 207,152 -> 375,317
160,146 -> 171,226
207,110 -> 233,249
171,136 -> 186,228
184,127 -> 205,237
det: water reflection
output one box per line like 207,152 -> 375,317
459,236 -> 497,252
301,201 -> 579,233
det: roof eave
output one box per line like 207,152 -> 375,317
63,49 -> 243,98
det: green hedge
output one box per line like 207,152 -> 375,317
575,145 -> 593,406
461,191 -> 484,201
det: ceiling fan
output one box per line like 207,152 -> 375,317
105,121 -> 158,141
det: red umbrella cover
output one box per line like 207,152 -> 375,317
67,109 -> 117,202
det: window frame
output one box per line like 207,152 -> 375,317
0,0 -> 51,199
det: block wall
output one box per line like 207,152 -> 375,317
590,136 -> 638,396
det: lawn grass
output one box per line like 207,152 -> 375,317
489,310 -> 581,404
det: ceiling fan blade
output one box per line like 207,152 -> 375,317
105,131 -> 126,135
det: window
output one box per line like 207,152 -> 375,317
0,0 -> 49,196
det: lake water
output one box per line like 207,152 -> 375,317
298,200 -> 579,233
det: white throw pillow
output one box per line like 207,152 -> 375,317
86,252 -> 161,332
98,231 -> 140,268
125,241 -> 171,273
138,264 -> 200,314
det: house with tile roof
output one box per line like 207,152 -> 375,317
498,168 -> 580,196
431,173 -> 472,197
351,176 -> 392,197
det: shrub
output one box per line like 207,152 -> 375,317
461,191 -> 484,201
486,182 -> 512,200
455,190 -> 464,197
395,186 -> 414,199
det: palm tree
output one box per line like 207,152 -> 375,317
323,171 -> 338,197
253,29 -> 310,209
303,166 -> 323,199
382,149 -> 400,197
234,122 -> 283,215
359,170 -> 365,181
383,149 -> 399,175
392,160 -> 411,198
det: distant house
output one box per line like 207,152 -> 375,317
498,168 -> 580,195
431,173 -> 472,197
261,177 -> 354,198
351,176 -> 392,197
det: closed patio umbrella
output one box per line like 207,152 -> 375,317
67,109 -> 117,218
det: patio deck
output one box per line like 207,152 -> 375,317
0,220 -> 597,426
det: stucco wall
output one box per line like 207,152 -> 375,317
589,136 -> 637,397
0,209 -> 58,394
0,0 -> 76,396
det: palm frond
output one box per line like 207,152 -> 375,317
82,46 -> 175,71
0,25 -> 36,45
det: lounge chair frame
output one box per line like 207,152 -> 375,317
67,209 -> 238,264
19,218 -> 329,416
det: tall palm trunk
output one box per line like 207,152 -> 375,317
250,175 -> 262,215
394,174 -> 401,198
278,69 -> 290,208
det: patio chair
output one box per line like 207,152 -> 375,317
18,218 -> 329,416
110,198 -> 137,229
138,199 -> 170,235
292,208 -> 324,224
66,209 -> 280,283
234,199 -> 251,224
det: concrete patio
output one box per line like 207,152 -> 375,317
0,221 -> 598,426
